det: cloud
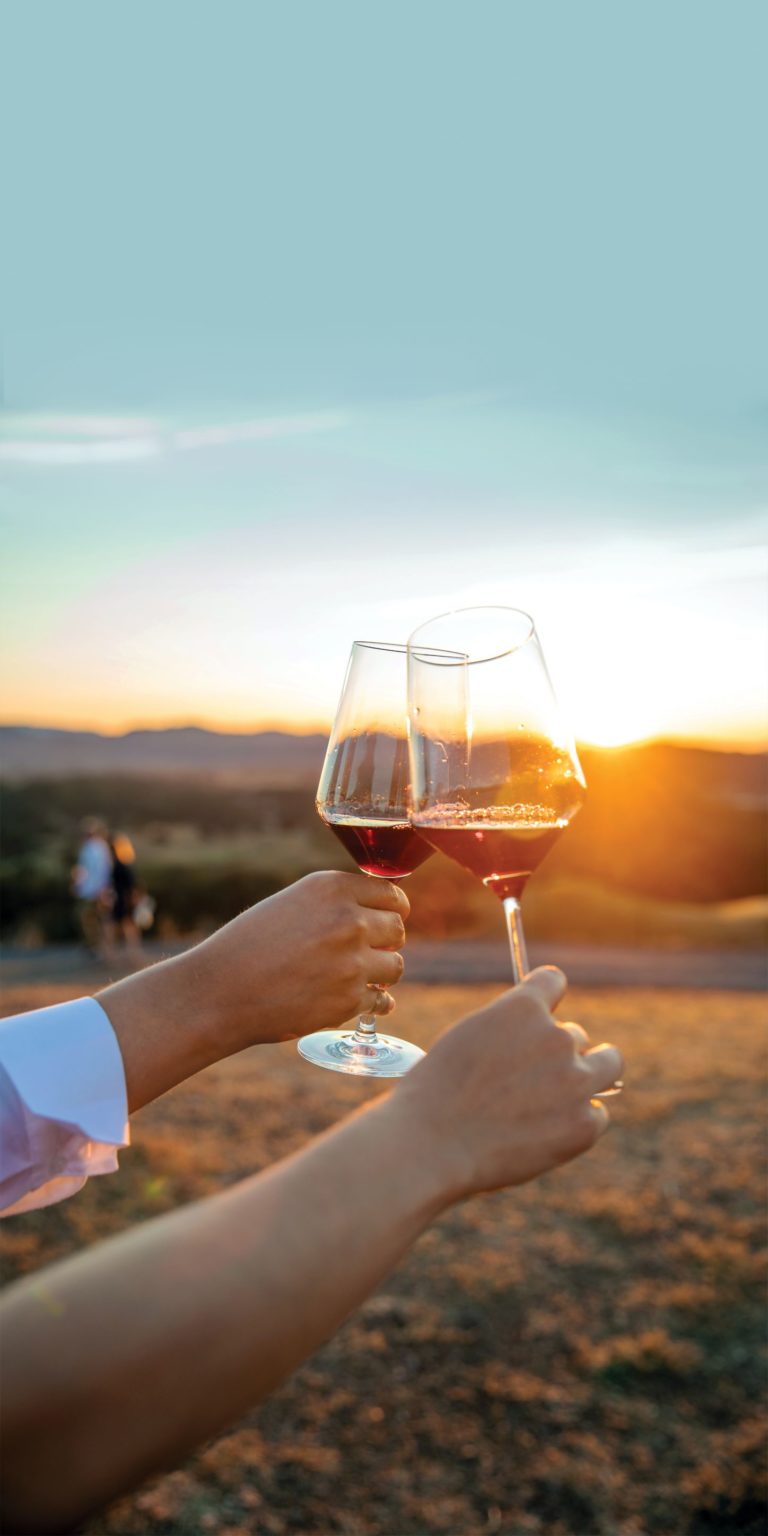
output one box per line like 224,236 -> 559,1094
0,414 -> 159,437
171,411 -> 346,451
0,437 -> 162,465
0,410 -> 346,465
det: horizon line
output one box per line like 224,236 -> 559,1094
0,719 -> 765,755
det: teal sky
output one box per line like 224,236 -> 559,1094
1,2 -> 766,743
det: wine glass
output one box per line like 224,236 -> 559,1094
297,641 -> 433,1077
407,606 -> 586,984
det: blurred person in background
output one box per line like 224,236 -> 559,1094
71,817 -> 113,958
108,831 -> 143,963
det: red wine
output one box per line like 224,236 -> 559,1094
323,818 -> 434,879
414,809 -> 566,900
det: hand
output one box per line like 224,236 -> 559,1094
100,872 -> 409,1113
191,870 -> 409,1050
389,967 -> 623,1204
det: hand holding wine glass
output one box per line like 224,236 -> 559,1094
408,606 -> 621,1096
299,641 -> 433,1077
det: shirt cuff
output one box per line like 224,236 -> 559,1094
0,996 -> 129,1150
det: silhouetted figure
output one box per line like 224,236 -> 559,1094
71,819 -> 112,957
109,833 -> 142,963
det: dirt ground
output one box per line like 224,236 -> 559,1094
1,975 -> 766,1536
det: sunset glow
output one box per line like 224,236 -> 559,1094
578,717 -> 655,751
2,0 -> 766,758
1,519 -> 765,758
4,398 -> 764,751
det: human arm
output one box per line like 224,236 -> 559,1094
99,869 -> 408,1113
0,968 -> 623,1534
0,871 -> 408,1216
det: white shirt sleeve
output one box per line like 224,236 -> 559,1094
0,997 -> 130,1217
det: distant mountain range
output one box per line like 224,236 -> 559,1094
2,728 -> 766,911
1,725 -> 766,806
0,725 -> 328,784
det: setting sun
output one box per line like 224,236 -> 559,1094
580,723 -> 651,749
576,702 -> 655,749
555,648 -> 663,751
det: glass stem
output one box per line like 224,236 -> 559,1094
503,897 -> 529,983
352,1009 -> 378,1040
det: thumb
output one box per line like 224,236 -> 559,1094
517,965 -> 567,1014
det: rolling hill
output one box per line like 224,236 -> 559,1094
0,725 -> 328,783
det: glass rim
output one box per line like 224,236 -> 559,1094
408,605 -> 536,666
353,640 -> 408,654
353,639 -> 468,658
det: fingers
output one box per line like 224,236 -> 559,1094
364,907 -> 407,950
581,1044 -> 625,1097
559,1023 -> 624,1100
518,966 -> 567,1014
587,1099 -> 610,1139
519,972 -> 624,1117
352,875 -> 410,918
559,1021 -> 590,1052
557,1096 -> 611,1167
363,946 -> 405,988
367,986 -> 395,1017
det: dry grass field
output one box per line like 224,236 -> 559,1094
1,975 -> 766,1536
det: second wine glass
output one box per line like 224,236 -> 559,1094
407,606 -> 586,983
298,641 -> 432,1077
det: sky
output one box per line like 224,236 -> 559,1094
1,1 -> 766,748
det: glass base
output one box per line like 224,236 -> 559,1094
297,1028 -> 425,1078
